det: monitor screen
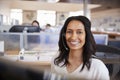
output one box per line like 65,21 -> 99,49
93,34 -> 108,45
9,25 -> 40,33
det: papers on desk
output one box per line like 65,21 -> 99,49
1,51 -> 56,62
18,54 -> 53,62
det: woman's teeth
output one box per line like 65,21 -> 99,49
70,41 -> 79,45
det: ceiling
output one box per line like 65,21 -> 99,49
58,0 -> 120,12
8,0 -> 100,12
22,0 -> 120,12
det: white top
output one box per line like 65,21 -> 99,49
51,58 -> 110,80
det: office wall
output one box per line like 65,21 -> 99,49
23,10 -> 37,24
91,8 -> 120,32
0,1 -> 11,25
91,8 -> 120,19
0,1 -> 10,16
56,12 -> 69,25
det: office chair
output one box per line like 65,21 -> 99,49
96,44 -> 120,54
96,44 -> 120,80
108,40 -> 120,49
9,25 -> 40,32
9,25 -> 41,48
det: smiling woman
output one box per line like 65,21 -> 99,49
51,15 -> 110,80
65,20 -> 86,50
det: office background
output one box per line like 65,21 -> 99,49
0,0 -> 120,80
0,0 -> 120,33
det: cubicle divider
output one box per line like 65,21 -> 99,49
0,32 -> 59,55
0,33 -> 21,54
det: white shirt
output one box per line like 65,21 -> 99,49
51,58 -> 110,80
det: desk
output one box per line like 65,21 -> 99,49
100,58 -> 120,64
1,52 -> 120,70
1,52 -> 120,64
92,31 -> 120,39
96,52 -> 120,64
17,61 -> 51,71
0,54 -> 52,71
5,50 -> 19,55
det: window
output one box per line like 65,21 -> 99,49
37,10 -> 56,28
10,9 -> 22,25
69,11 -> 83,16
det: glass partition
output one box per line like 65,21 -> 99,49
0,33 -> 21,54
25,32 -> 59,52
0,32 -> 59,55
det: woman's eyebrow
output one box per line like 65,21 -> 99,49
67,29 -> 83,30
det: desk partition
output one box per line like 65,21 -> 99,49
0,32 -> 59,55
0,33 -> 21,54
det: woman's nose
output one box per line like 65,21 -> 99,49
71,32 -> 77,40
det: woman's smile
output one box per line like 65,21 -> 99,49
69,41 -> 80,46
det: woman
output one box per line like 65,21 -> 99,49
51,16 -> 110,80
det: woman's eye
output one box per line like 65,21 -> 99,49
77,31 -> 82,34
66,31 -> 72,34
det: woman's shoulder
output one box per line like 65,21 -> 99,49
90,58 -> 110,80
90,58 -> 107,69
90,58 -> 108,71
91,58 -> 104,64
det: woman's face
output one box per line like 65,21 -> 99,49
65,20 -> 86,50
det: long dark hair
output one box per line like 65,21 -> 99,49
54,16 -> 96,71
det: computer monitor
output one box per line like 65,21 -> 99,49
9,25 -> 40,33
93,34 -> 108,45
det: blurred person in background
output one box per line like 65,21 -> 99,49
31,20 -> 40,27
44,24 -> 55,33
31,20 -> 42,31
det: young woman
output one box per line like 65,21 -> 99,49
51,16 -> 110,80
